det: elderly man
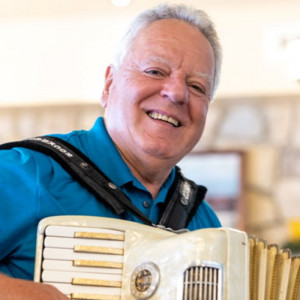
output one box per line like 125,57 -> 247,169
0,3 -> 222,299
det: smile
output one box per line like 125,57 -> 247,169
148,112 -> 180,127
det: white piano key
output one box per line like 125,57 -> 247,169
48,282 -> 121,296
43,248 -> 123,262
44,236 -> 124,249
45,225 -> 124,238
42,260 -> 122,274
42,270 -> 122,284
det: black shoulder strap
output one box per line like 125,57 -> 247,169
158,166 -> 207,230
0,136 -> 206,230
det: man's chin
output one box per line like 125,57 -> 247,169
141,145 -> 187,164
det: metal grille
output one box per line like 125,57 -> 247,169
183,264 -> 222,300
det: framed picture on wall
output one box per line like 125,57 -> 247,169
177,151 -> 245,229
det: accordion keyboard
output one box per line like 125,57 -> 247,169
41,224 -> 125,300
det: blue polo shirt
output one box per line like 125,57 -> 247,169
0,117 -> 220,280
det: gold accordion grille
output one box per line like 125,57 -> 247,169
183,264 -> 222,300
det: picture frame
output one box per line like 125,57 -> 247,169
178,150 -> 245,229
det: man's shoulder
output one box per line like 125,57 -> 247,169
188,200 -> 222,230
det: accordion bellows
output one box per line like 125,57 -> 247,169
34,216 -> 300,300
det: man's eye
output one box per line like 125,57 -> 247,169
144,69 -> 164,76
189,84 -> 206,95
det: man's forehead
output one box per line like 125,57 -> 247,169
134,20 -> 204,47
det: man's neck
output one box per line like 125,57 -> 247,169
119,150 -> 173,199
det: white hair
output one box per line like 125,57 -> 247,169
114,3 -> 222,99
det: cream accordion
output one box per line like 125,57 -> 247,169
34,216 -> 300,300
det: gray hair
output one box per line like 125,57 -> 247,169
114,3 -> 222,98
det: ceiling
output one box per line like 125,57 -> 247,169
0,0 -> 299,105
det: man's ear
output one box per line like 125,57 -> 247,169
101,65 -> 115,108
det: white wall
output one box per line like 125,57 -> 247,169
0,0 -> 299,106
0,16 -> 128,105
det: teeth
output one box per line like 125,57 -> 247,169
148,112 -> 179,127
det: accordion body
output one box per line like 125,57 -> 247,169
34,216 -> 300,300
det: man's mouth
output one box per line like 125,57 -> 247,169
148,111 -> 180,127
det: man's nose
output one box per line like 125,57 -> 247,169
160,76 -> 189,104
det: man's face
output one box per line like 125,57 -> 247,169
101,19 -> 215,165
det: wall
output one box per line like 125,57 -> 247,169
0,104 -> 103,142
1,0 -> 300,106
194,94 -> 300,247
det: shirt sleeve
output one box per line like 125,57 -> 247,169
0,148 -> 39,262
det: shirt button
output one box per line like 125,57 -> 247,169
143,200 -> 150,208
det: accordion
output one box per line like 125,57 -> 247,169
34,216 -> 300,300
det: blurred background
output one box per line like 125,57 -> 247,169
1,0 -> 300,250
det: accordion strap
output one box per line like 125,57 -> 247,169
0,136 -> 206,230
159,169 -> 207,230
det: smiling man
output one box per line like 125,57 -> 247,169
102,18 -> 215,199
0,3 -> 222,299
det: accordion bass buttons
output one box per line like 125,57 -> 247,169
130,262 -> 160,299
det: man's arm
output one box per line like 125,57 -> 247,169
0,273 -> 69,300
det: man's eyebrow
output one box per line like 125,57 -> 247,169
192,71 -> 212,83
142,56 -> 173,66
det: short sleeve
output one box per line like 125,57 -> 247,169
0,148 -> 38,262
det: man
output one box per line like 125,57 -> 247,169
0,3 -> 222,299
